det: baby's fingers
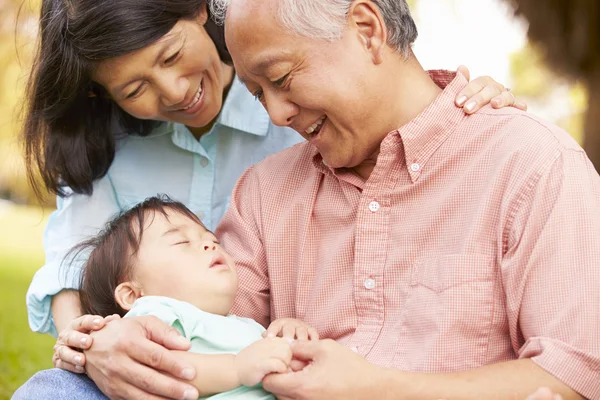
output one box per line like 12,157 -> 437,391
265,320 -> 284,338
308,327 -> 320,341
262,358 -> 289,375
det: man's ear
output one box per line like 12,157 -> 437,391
115,281 -> 143,312
348,0 -> 388,65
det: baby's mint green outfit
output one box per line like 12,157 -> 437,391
125,296 -> 274,400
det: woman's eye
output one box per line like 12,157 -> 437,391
253,89 -> 264,102
165,50 -> 181,65
126,84 -> 144,99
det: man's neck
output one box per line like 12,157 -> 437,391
351,55 -> 443,181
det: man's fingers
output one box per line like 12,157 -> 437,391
71,314 -> 105,332
128,337 -> 196,381
140,316 -> 191,351
263,369 -> 302,397
289,340 -> 321,361
122,360 -> 198,400
289,359 -> 309,372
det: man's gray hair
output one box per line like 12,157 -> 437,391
209,0 -> 418,57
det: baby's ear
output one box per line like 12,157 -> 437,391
115,281 -> 142,311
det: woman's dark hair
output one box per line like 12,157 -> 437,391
67,195 -> 204,317
23,0 -> 231,199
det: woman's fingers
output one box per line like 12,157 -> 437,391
463,83 -> 505,114
56,343 -> 86,367
71,314 -> 105,332
491,91 -> 528,111
55,359 -> 86,374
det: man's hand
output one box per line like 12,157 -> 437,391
235,337 -> 293,387
263,339 -> 386,400
263,318 -> 319,341
84,316 -> 199,400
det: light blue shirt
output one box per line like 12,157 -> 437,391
26,77 -> 303,336
126,297 -> 274,399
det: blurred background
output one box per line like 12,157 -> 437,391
0,0 -> 593,398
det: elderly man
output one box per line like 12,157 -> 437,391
209,0 -> 599,399
15,0 -> 600,399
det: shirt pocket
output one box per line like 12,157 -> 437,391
392,254 -> 495,373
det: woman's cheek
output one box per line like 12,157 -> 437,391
119,98 -> 160,120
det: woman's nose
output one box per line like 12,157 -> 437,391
157,74 -> 188,108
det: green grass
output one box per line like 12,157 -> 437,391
0,203 -> 54,399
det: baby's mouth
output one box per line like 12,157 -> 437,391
209,254 -> 228,269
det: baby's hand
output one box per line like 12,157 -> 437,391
264,318 -> 320,341
235,337 -> 292,387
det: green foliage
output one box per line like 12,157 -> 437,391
0,204 -> 54,399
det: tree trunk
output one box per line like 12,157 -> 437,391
584,74 -> 600,172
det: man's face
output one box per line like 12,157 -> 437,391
225,0 -> 394,170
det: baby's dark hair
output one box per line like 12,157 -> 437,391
68,195 -> 202,317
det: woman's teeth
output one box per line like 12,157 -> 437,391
181,85 -> 203,111
305,117 -> 325,135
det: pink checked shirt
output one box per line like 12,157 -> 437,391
219,73 -> 600,398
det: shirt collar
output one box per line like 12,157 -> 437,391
310,71 -> 467,183
215,75 -> 271,137
394,71 -> 468,183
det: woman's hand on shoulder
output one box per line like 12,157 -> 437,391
456,65 -> 528,114
53,314 -> 120,373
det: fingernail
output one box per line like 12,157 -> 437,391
74,355 -> 82,365
80,337 -> 88,346
177,336 -> 190,346
93,318 -> 102,325
182,389 -> 198,400
465,100 -> 476,113
492,99 -> 501,107
181,367 -> 195,380
76,365 -> 85,372
267,333 -> 275,338
456,95 -> 467,106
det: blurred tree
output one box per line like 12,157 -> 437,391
0,0 -> 51,205
508,0 -> 600,170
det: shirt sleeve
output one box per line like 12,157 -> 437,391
216,166 -> 271,328
26,175 -> 121,336
502,148 -> 600,399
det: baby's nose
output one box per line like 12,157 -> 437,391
203,244 -> 216,251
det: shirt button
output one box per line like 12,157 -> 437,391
368,201 -> 380,212
364,278 -> 376,290
200,157 -> 209,167
410,163 -> 421,172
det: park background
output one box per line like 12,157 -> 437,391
0,0 -> 589,398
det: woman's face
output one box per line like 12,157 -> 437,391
93,10 -> 233,128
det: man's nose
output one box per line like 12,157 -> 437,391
264,91 -> 299,127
